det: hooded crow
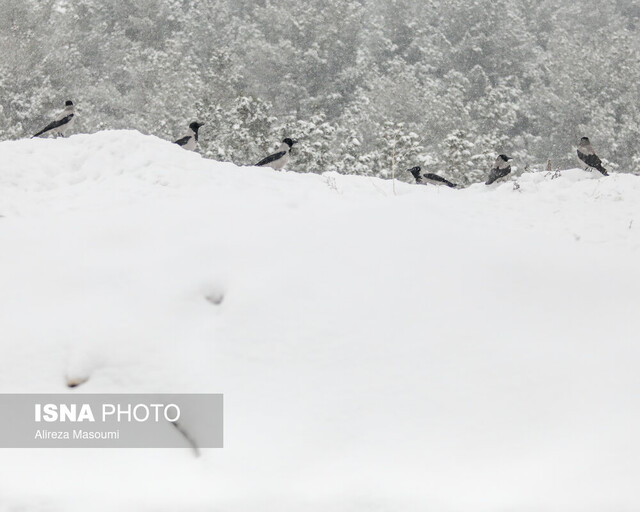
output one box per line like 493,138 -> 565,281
577,137 -> 608,176
256,138 -> 298,170
407,166 -> 458,188
485,155 -> 513,185
32,100 -> 75,138
173,122 -> 204,151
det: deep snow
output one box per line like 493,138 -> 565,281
1,131 -> 640,512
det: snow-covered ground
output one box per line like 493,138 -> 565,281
1,131 -> 640,512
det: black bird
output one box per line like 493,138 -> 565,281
173,122 -> 204,151
577,137 -> 608,176
407,166 -> 458,188
256,138 -> 298,170
32,100 -> 75,138
485,155 -> 513,185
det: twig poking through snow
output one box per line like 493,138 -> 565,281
368,178 -> 389,197
391,130 -> 397,196
172,421 -> 200,457
324,175 -> 339,193
66,376 -> 89,388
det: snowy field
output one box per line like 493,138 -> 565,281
1,131 -> 640,512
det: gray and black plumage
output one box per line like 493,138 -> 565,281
577,137 -> 608,176
407,166 -> 458,188
485,155 -> 513,185
32,100 -> 75,138
256,138 -> 298,170
173,122 -> 204,151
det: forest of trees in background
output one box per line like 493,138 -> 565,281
1,0 -> 639,184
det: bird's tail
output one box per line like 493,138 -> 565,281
596,164 -> 609,176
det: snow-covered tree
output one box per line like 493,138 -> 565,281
1,0 -> 639,182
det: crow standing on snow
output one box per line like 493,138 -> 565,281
32,100 -> 75,138
577,137 -> 609,176
485,154 -> 513,185
173,122 -> 204,151
407,166 -> 458,188
255,138 -> 298,170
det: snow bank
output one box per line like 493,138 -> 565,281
1,131 -> 640,512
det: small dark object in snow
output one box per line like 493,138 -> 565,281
172,421 -> 200,457
66,376 -> 89,388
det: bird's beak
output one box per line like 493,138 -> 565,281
292,139 -> 299,145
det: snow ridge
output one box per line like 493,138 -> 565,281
1,131 -> 640,512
